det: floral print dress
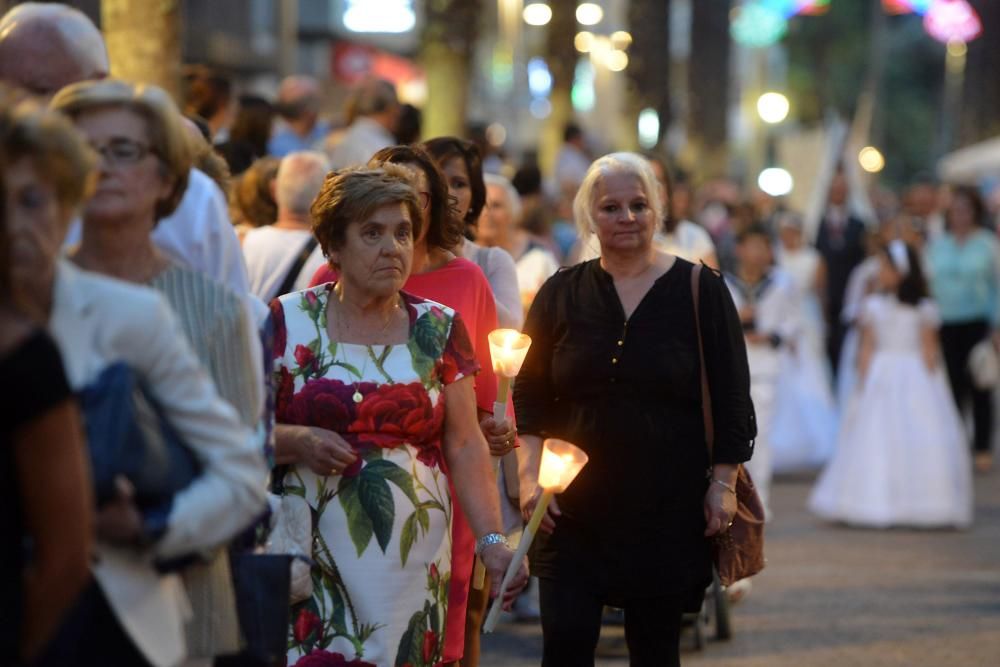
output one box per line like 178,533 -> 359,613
272,284 -> 479,667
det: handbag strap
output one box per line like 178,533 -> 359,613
691,263 -> 715,461
276,237 -> 319,298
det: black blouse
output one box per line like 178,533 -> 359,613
1,330 -> 74,663
514,258 -> 755,604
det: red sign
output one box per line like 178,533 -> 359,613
331,41 -> 423,88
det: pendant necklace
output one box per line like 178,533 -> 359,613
333,287 -> 401,403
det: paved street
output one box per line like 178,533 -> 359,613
480,472 -> 1000,667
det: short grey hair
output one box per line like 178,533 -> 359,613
276,151 -> 331,215
483,173 -> 522,225
573,152 -> 664,239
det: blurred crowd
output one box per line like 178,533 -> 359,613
1,3 -> 996,667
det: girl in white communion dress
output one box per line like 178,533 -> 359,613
809,240 -> 973,528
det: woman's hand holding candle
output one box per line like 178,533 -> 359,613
480,415 -> 517,457
522,487 -> 562,535
480,542 -> 529,610
483,438 -> 589,633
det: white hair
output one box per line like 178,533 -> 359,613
573,152 -> 664,239
276,151 -> 331,215
483,173 -> 523,225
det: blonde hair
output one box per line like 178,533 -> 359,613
572,152 -> 664,239
51,79 -> 192,220
311,164 -> 422,260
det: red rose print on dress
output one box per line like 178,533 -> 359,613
269,298 -> 287,358
439,314 -> 478,384
348,382 -> 444,466
295,344 -> 319,376
293,608 -> 322,643
275,367 -> 295,421
422,629 -> 437,663
285,378 -> 358,433
292,649 -> 376,667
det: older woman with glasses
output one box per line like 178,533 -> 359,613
51,79 -> 267,663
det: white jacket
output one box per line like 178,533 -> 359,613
48,260 -> 266,667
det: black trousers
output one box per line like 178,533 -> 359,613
538,577 -> 684,667
827,320 -> 848,381
940,320 -> 993,453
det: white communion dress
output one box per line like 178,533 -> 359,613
726,268 -> 801,517
809,295 -> 973,528
771,245 -> 838,472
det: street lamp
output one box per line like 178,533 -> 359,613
574,31 -> 595,53
605,49 -> 628,72
610,30 -> 632,49
523,3 -> 553,26
757,92 -> 790,124
576,3 -> 603,26
758,168 -> 794,197
859,146 -> 886,173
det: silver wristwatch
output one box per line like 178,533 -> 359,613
475,532 -> 509,556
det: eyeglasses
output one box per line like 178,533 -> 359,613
91,138 -> 155,166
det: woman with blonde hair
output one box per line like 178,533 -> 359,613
514,152 -> 755,666
50,79 -> 267,664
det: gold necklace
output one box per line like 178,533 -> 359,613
331,287 -> 401,402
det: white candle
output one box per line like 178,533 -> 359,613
482,439 -> 588,633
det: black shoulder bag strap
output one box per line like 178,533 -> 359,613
275,236 -> 319,298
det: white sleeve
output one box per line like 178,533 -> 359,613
154,169 -> 250,295
858,295 -> 880,328
485,247 -> 524,330
200,173 -> 250,295
125,295 -> 266,558
691,225 -> 717,262
918,299 -> 941,329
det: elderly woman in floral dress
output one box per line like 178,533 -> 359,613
272,166 -> 527,667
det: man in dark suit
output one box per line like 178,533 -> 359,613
815,171 -> 868,377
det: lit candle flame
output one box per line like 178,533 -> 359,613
489,329 -> 532,378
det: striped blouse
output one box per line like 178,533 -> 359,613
150,264 -> 262,427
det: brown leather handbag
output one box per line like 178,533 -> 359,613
691,263 -> 766,587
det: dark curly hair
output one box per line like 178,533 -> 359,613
422,136 -> 487,226
368,144 -> 464,252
